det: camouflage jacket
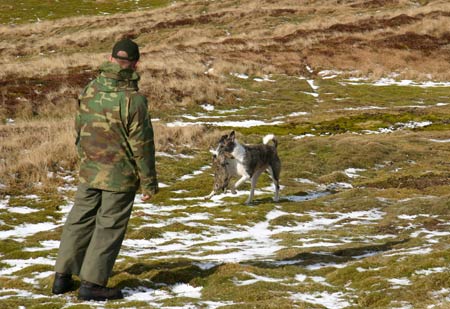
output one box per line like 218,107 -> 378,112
75,61 -> 158,195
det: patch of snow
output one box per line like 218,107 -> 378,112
415,267 -> 447,276
294,178 -> 316,185
388,277 -> 411,286
182,114 -> 226,120
216,108 -> 241,114
23,270 -> 54,285
166,119 -> 283,128
428,138 -> 450,143
57,184 -> 77,193
156,152 -> 195,159
6,118 -> 15,125
24,240 -> 60,252
124,286 -> 171,302
343,78 -> 450,88
200,104 -> 215,111
341,106 -> 387,111
410,229 -> 450,239
284,192 -> 330,202
293,133 -> 315,139
295,274 -> 307,282
179,165 -> 210,181
299,241 -> 343,248
0,289 -> 48,300
193,262 -> 218,270
0,222 -> 59,241
399,121 -> 432,129
291,290 -> 351,309
357,266 -> 385,272
385,246 -> 433,257
254,75 -> 275,82
319,70 -> 343,79
231,72 -> 249,79
320,182 -> 353,191
302,91 -> 319,97
289,111 -> 310,117
344,168 -> 366,178
306,262 -> 349,271
0,257 -> 54,276
307,80 -> 319,91
233,272 -> 283,286
7,206 -> 39,214
172,283 -> 202,298
23,194 -> 39,200
201,301 -> 235,308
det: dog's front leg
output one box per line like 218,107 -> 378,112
245,172 -> 261,205
204,190 -> 216,200
232,175 -> 249,194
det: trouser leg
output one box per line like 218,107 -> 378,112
55,184 -> 101,275
79,190 -> 135,286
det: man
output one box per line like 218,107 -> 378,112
52,38 -> 158,301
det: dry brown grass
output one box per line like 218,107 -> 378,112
153,123 -> 222,153
0,118 -> 222,189
0,118 -> 77,189
1,0 -> 448,82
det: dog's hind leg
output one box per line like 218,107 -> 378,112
268,164 -> 281,202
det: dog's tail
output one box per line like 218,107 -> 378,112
263,134 -> 278,148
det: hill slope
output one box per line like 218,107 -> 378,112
0,1 -> 449,308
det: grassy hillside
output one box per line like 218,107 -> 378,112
0,0 -> 449,308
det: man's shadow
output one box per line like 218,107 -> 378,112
114,239 -> 409,290
114,260 -> 217,289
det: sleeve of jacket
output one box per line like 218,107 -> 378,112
75,100 -> 81,147
128,94 -> 158,195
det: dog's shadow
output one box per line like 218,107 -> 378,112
251,238 -> 410,269
242,190 -> 325,205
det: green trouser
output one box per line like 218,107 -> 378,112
55,183 -> 135,286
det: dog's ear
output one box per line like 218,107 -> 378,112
219,134 -> 228,144
229,131 -> 235,141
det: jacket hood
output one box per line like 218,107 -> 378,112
95,61 -> 140,92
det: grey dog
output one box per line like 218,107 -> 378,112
206,131 -> 281,204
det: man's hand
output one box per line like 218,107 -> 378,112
141,185 -> 158,202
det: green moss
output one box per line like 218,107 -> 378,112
127,226 -> 163,239
0,299 -> 64,309
165,222 -> 206,234
0,239 -> 24,255
1,0 -> 173,25
269,214 -> 312,226
107,301 -> 155,308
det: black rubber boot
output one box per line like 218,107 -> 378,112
51,272 -> 75,294
78,280 -> 123,301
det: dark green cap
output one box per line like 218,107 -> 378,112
112,38 -> 140,61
